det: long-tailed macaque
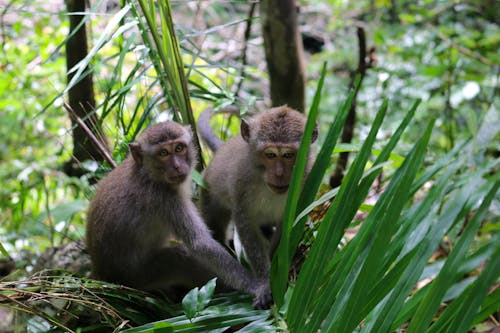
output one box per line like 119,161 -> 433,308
198,106 -> 317,281
86,121 -> 271,308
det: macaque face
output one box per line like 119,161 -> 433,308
259,145 -> 297,194
130,122 -> 194,186
239,107 -> 317,196
144,140 -> 191,185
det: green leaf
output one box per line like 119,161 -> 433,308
0,242 -> 10,258
362,165 -> 470,333
270,62 -> 328,307
182,278 -> 217,320
426,236 -> 500,333
124,299 -> 271,333
66,5 -> 133,96
271,73 -> 359,310
288,94 -> 389,332
197,278 -> 216,312
323,120 -> 435,333
34,200 -> 88,224
292,75 -> 361,247
192,170 -> 208,189
390,231 -> 497,330
407,180 -> 499,333
182,287 -> 200,320
472,287 -> 500,326
131,0 -> 203,154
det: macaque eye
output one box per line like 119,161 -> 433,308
159,149 -> 169,156
283,152 -> 295,159
175,144 -> 185,153
265,152 -> 277,159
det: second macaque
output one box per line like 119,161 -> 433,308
198,106 -> 317,281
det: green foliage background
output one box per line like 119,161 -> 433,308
0,0 -> 498,332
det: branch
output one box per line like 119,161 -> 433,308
438,32 -> 496,66
234,2 -> 257,98
63,102 -> 117,168
329,26 -> 373,188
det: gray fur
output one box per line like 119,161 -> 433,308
200,106 -> 316,283
86,121 -> 271,308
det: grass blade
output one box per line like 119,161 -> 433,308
122,304 -> 271,333
289,98 -> 422,331
271,62 -> 327,307
361,167 -> 477,332
288,96 -> 388,331
318,100 -> 419,285
131,0 -> 203,163
407,180 -> 499,332
287,75 -> 360,255
322,120 -> 434,332
425,237 -> 500,333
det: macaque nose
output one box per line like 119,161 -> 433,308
172,157 -> 181,172
275,162 -> 284,177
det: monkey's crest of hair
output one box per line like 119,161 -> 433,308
138,121 -> 192,145
251,106 -> 307,144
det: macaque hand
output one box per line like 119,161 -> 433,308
251,280 -> 273,310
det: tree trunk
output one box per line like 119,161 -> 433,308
260,0 -> 305,112
64,0 -> 108,177
329,27 -> 372,188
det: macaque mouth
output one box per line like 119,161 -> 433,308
267,183 -> 289,194
169,174 -> 187,183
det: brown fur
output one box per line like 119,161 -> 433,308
86,121 -> 271,308
200,106 -> 316,280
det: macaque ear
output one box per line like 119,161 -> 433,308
311,123 -> 319,143
129,142 -> 143,166
241,119 -> 251,142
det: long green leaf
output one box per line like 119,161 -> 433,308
40,0 -> 131,116
362,167 -> 478,332
288,75 -> 361,250
290,98 -> 420,332
271,62 -> 327,307
359,174 -> 455,332
66,5 -> 132,91
425,236 -> 500,333
132,0 -> 203,163
388,230 -> 497,330
472,287 -> 500,326
122,306 -> 271,333
323,120 -> 434,332
407,180 -> 499,332
320,100 -> 419,281
0,242 -> 10,258
410,138 -> 470,195
288,97 -> 388,331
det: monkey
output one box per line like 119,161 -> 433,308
86,121 -> 271,309
198,105 -> 317,282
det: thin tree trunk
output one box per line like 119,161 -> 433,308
260,0 -> 305,112
64,0 -> 108,176
329,26 -> 373,188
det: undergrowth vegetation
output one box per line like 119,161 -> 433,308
0,0 -> 498,332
